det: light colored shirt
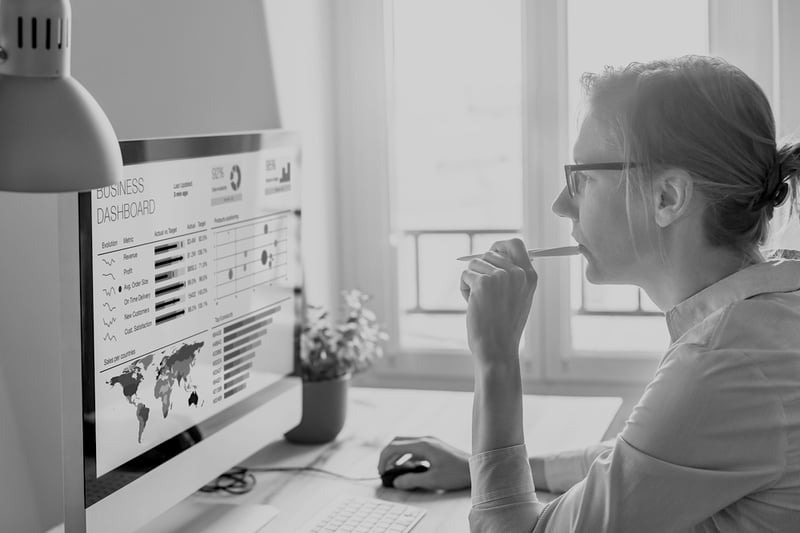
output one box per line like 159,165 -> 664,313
469,255 -> 800,532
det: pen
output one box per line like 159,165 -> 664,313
456,245 -> 581,262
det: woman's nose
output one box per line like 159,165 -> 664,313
552,185 -> 577,220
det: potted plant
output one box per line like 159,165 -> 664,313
284,289 -> 389,444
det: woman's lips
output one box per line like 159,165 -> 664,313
572,234 -> 587,255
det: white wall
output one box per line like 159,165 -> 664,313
0,319 -> 43,532
71,0 -> 281,140
0,1 -> 337,531
0,194 -> 64,532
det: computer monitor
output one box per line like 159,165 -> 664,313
57,130 -> 303,533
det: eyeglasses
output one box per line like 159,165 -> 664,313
564,162 -> 639,198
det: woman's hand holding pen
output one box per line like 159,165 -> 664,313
459,238 -> 538,367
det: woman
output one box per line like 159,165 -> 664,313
378,56 -> 800,532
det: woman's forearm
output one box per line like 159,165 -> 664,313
470,358 -> 545,533
472,359 -> 525,454
471,360 -> 548,490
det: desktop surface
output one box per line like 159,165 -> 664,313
187,386 -> 623,533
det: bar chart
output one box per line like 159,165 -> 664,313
210,302 -> 285,403
153,232 -> 210,327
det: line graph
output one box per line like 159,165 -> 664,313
215,213 -> 290,299
102,287 -> 117,297
101,272 -> 117,281
103,333 -> 118,342
101,258 -> 116,266
102,317 -> 117,328
103,302 -> 117,312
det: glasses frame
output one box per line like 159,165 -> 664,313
564,162 -> 639,198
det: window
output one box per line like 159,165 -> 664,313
335,0 -> 786,385
391,0 -> 523,351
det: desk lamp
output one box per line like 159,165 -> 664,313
0,0 -> 121,192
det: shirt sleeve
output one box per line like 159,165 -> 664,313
539,439 -> 615,493
468,444 -> 545,533
532,348 -> 786,532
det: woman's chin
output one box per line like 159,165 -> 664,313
581,247 -> 602,284
583,253 -> 616,285
584,262 -> 602,284
584,258 -> 632,285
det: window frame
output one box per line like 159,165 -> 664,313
333,0 -> 790,388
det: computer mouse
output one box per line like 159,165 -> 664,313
381,453 -> 431,488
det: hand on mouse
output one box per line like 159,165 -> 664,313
378,436 -> 470,491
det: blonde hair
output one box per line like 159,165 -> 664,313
582,55 -> 800,264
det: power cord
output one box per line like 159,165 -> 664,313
198,466 -> 255,495
199,465 -> 381,495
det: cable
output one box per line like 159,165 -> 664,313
246,465 -> 381,482
198,466 -> 256,495
198,465 -> 381,495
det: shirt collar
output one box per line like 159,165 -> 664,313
665,250 -> 800,343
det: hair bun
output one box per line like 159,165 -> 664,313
773,181 -> 790,207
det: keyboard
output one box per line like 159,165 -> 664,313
301,496 -> 426,533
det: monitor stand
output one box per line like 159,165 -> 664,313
137,501 -> 279,533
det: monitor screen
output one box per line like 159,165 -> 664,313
61,131 -> 303,533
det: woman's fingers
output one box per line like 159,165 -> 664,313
378,439 -> 430,473
489,239 -> 537,285
460,268 -> 481,302
461,250 -> 532,303
467,258 -> 498,275
479,250 -> 516,270
490,238 -> 532,269
481,251 -> 528,285
392,471 -> 436,491
378,437 -> 471,492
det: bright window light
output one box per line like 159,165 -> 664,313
391,0 -> 523,350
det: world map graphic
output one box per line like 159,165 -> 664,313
107,341 -> 204,443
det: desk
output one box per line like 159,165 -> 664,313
193,387 -> 622,533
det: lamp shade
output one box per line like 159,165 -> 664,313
0,0 -> 122,193
0,75 -> 122,192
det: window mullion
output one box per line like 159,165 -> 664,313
333,0 -> 399,353
521,0 -> 570,381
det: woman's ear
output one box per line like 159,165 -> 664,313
653,168 -> 694,228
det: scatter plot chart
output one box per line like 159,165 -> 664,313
214,211 -> 290,299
